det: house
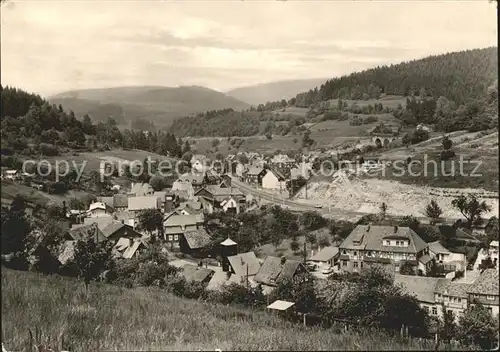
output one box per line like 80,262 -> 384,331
128,182 -> 154,197
245,167 -> 266,186
338,225 -> 428,274
180,228 -> 212,256
220,197 -> 243,214
234,162 -> 247,179
435,281 -> 471,321
181,264 -> 214,284
100,220 -> 143,244
171,180 -> 195,201
467,268 -> 499,318
128,196 -> 161,227
195,185 -> 246,213
204,169 -> 222,185
114,237 -> 148,259
428,241 -> 467,272
310,246 -> 339,267
176,199 -> 203,216
206,270 -> 252,291
254,256 -> 307,292
67,223 -> 107,243
290,163 -> 311,181
227,252 -> 261,278
190,154 -> 210,173
4,170 -> 19,181
220,174 -> 232,187
177,173 -> 206,190
87,202 -> 112,218
269,154 -> 297,172
99,194 -> 129,212
163,213 -> 204,249
394,275 -> 451,318
249,154 -> 266,168
82,215 -> 114,231
261,169 -> 287,190
489,241 -> 499,268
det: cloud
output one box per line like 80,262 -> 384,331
0,0 -> 496,96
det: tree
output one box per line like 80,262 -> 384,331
73,237 -> 113,289
290,239 -> 300,252
137,209 -> 164,240
451,195 -> 491,228
265,132 -> 272,140
1,196 -> 31,254
399,261 -> 415,275
271,273 -> 317,314
318,234 -> 331,248
149,175 -> 166,191
442,135 -> 453,150
300,211 -> 327,231
425,200 -> 443,224
302,130 -> 314,148
399,215 -> 420,230
458,303 -> 499,349
379,202 -> 388,220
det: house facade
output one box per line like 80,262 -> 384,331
163,213 -> 204,249
87,202 -> 112,218
338,225 -> 428,274
261,169 -> 287,190
467,268 -> 499,318
245,167 -> 266,186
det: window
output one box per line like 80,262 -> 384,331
353,251 -> 357,256
354,262 -> 359,268
342,261 -> 347,267
458,298 -> 461,303
343,249 -> 347,255
423,306 -> 429,312
396,241 -> 400,246
486,295 -> 495,301
432,307 -> 437,315
385,240 -> 390,246
168,235 -> 173,241
360,262 -> 363,268
173,235 -> 179,241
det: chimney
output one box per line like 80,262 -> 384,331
281,256 -> 286,265
394,226 -> 398,233
367,224 -> 371,232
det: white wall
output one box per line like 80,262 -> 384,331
262,171 -> 285,190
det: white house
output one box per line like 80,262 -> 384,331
220,197 -> 241,214
489,240 -> 499,268
428,241 -> 467,271
191,154 -> 210,173
261,169 -> 287,190
4,170 -> 19,180
87,202 -> 111,218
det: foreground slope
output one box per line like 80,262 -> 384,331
226,78 -> 328,105
49,85 -> 249,127
2,269 -> 439,351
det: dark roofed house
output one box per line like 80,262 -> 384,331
245,167 -> 266,186
467,268 -> 499,318
339,225 -> 428,274
100,220 -> 143,243
181,264 -> 214,284
67,223 -> 107,243
163,213 -> 205,250
180,228 -> 212,256
255,256 -> 307,292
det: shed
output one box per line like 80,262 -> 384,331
267,300 -> 295,311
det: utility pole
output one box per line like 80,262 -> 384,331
303,241 -> 307,265
305,180 -> 307,200
246,264 -> 249,290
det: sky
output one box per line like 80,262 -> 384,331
1,0 -> 497,97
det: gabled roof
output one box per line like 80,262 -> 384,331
394,274 -> 450,303
197,185 -> 244,198
183,228 -> 212,249
129,182 -> 153,196
122,240 -> 147,259
435,281 -> 471,298
428,241 -> 451,255
264,168 -> 286,181
246,167 -> 265,176
254,256 -> 303,287
177,173 -> 205,185
181,264 -> 214,283
310,246 -> 339,262
101,220 -> 141,239
128,196 -> 160,211
163,213 -> 204,227
83,215 -> 114,231
88,202 -> 107,212
467,268 -> 499,296
68,223 -> 107,242
227,252 -> 260,277
340,225 -> 427,253
489,240 -> 499,248
58,240 -> 75,265
206,271 -> 250,291
221,238 -> 237,246
113,194 -> 129,208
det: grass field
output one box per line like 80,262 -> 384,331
2,269 -> 444,351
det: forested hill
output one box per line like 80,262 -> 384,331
293,47 -> 498,107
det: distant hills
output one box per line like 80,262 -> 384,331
49,85 -> 249,127
226,78 -> 328,106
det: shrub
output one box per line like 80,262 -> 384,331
440,150 -> 456,160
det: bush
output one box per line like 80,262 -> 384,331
363,116 -> 378,124
39,143 -> 59,156
440,150 -> 456,160
349,117 -> 363,126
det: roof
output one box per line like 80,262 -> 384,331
130,183 -> 153,196
181,264 -> 214,283
82,215 -> 114,231
264,168 -> 286,181
340,225 -> 427,253
247,167 -> 265,176
221,238 -> 237,246
113,194 -> 129,208
128,196 -> 160,211
153,191 -> 167,200
183,228 -> 212,249
68,223 -> 107,242
164,214 -> 204,227
467,268 -> 499,296
197,185 -> 244,198
115,237 -> 132,251
100,220 -> 140,239
394,274 -> 450,303
428,241 -> 451,255
418,254 -> 433,265
228,252 -> 260,277
206,271 -> 250,291
435,281 -> 471,298
122,241 -> 144,259
490,240 -> 499,247
267,300 -> 295,311
88,202 -> 107,212
310,246 -> 339,262
177,173 -> 205,185
254,256 -> 303,287
99,196 -> 114,209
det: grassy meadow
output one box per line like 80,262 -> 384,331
2,269 -> 445,351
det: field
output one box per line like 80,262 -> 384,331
1,269 -> 442,351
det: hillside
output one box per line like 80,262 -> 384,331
1,269 -> 440,351
227,78 -> 328,105
293,47 -> 498,107
49,86 -> 250,128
